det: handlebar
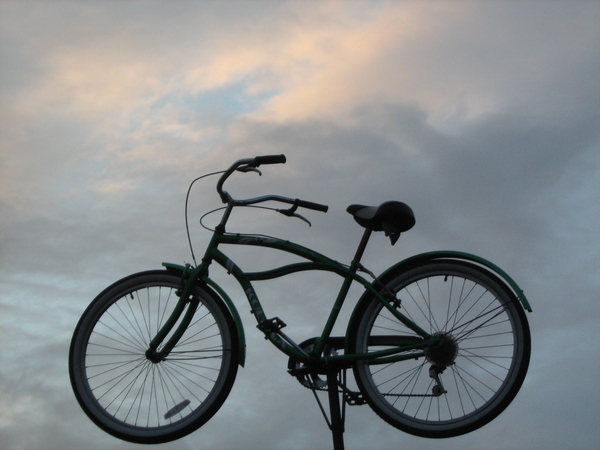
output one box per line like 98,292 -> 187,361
254,154 -> 287,166
294,198 -> 329,213
216,154 -> 329,214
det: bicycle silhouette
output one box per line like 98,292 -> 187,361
69,155 -> 531,449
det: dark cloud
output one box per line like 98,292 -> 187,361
1,1 -> 599,450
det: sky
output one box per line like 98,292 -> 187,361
1,1 -> 599,449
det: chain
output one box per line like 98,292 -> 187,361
385,391 -> 438,398
297,374 -> 438,399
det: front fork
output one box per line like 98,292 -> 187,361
147,264 -> 205,360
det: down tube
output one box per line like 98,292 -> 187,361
210,248 -> 303,356
209,242 -> 428,359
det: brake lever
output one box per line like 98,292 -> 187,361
291,213 -> 312,227
277,205 -> 312,227
237,166 -> 262,176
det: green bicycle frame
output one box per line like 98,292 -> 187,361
149,230 -> 434,368
146,155 -> 531,370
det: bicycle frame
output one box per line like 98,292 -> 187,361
146,154 -> 531,371
149,229 -> 435,369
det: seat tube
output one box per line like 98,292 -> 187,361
313,274 -> 355,357
353,229 -> 372,263
313,229 -> 372,357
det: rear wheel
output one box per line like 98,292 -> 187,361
350,261 -> 530,438
69,271 -> 239,443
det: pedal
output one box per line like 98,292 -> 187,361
257,317 -> 287,333
344,391 -> 366,406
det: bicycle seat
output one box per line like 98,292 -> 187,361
347,201 -> 415,245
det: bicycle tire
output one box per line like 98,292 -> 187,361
349,260 -> 530,438
69,271 -> 239,444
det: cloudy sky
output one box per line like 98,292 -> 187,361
1,1 -> 599,449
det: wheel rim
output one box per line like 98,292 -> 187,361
75,280 -> 234,434
356,264 -> 528,435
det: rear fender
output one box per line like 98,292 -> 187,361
162,263 -> 246,367
345,251 -> 531,353
379,251 -> 531,312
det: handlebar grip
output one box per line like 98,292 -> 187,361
254,154 -> 287,166
296,199 -> 329,213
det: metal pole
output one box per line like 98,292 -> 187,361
326,369 -> 345,450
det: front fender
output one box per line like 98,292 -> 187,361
376,251 -> 532,312
162,263 -> 247,367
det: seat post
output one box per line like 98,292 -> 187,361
352,228 -> 372,264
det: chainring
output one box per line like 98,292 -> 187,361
287,338 -> 337,390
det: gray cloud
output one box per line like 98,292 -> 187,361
1,1 -> 599,449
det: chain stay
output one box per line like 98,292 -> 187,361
297,371 -> 441,399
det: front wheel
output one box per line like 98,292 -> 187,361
69,271 -> 239,444
350,261 -> 530,438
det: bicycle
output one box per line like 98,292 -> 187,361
69,155 -> 532,449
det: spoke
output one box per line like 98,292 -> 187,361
101,359 -> 150,417
455,365 -> 479,410
459,350 -> 511,380
127,362 -> 151,426
459,328 -> 514,342
156,286 -> 177,338
87,357 -> 146,382
451,363 -> 491,405
375,362 -> 423,395
452,306 -> 509,342
90,357 -> 147,397
176,327 -> 220,348
159,361 -> 210,403
156,364 -> 178,422
164,360 -> 218,395
89,328 -> 145,354
446,279 -> 479,332
99,310 -> 147,351
125,291 -> 151,346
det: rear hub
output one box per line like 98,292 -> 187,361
425,332 -> 458,367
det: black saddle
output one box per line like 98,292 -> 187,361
347,201 -> 415,245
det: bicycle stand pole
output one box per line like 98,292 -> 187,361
326,369 -> 345,450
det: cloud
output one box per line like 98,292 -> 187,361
1,1 -> 600,449
248,1 -> 600,131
